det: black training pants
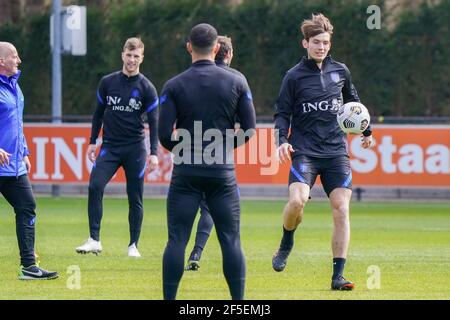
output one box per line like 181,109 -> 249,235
88,141 -> 147,246
163,173 -> 245,300
0,174 -> 36,267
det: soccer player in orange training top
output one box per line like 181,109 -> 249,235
272,14 -> 373,290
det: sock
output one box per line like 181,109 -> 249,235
332,257 -> 346,280
189,246 -> 203,261
279,226 -> 296,251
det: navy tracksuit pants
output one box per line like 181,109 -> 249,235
163,173 -> 245,300
88,141 -> 147,246
0,174 -> 36,267
188,198 -> 214,261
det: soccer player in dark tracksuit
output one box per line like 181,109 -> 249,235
272,14 -> 373,290
0,42 -> 58,280
159,24 -> 256,300
185,35 -> 243,272
76,38 -> 159,258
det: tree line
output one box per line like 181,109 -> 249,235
0,0 -> 449,118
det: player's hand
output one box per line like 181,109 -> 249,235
361,135 -> 373,149
277,143 -> 294,163
0,148 -> 12,166
23,156 -> 31,173
147,155 -> 158,172
87,144 -> 97,163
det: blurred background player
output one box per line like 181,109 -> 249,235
159,24 -> 256,299
272,14 -> 373,290
185,35 -> 241,272
76,37 -> 159,257
0,42 -> 58,280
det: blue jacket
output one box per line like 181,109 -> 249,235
0,71 -> 29,177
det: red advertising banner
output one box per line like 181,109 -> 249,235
24,124 -> 450,187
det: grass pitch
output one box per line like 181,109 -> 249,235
0,197 -> 449,300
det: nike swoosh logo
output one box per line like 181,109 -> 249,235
23,269 -> 43,276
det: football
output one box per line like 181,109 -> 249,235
336,102 -> 371,134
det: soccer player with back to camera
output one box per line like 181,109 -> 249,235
272,14 -> 373,290
76,37 -> 159,258
185,35 -> 244,272
159,24 -> 256,299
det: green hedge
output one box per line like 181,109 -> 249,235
1,0 -> 449,117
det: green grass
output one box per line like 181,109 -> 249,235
0,197 -> 449,300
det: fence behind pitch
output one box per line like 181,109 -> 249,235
24,124 -> 450,199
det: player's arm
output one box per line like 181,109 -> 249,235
342,65 -> 360,104
342,66 -> 372,148
22,135 -> 31,173
145,83 -> 159,171
274,73 -> 295,163
234,78 -> 256,148
87,80 -> 107,162
158,84 -> 178,152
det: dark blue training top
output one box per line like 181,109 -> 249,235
215,60 -> 244,78
274,56 -> 372,158
90,71 -> 159,155
216,60 -> 243,124
158,60 -> 256,178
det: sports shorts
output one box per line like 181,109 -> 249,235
288,154 -> 352,196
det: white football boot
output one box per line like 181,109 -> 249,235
76,237 -> 102,255
128,243 -> 141,258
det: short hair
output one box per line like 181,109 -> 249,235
215,36 -> 233,62
189,23 -> 218,55
123,37 -> 145,53
300,13 -> 333,41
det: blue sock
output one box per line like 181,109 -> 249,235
280,226 -> 296,251
332,257 -> 346,280
189,246 -> 203,261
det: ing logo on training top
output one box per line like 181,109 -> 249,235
107,94 -> 141,112
129,88 -> 142,110
302,99 -> 341,113
128,97 -> 142,110
331,98 -> 342,111
107,96 -> 121,105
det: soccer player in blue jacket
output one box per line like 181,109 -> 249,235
272,14 -> 373,290
0,42 -> 58,280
